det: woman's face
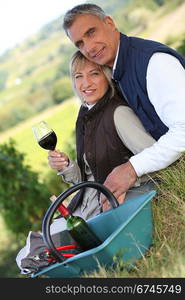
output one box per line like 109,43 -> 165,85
74,60 -> 109,105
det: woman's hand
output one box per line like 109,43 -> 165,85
48,150 -> 69,171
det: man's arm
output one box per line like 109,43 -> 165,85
103,52 -> 185,199
131,52 -> 185,176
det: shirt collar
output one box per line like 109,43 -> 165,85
112,41 -> 120,74
84,103 -> 96,110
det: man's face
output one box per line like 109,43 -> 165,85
67,14 -> 120,67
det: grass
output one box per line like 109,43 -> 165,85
0,215 -> 23,278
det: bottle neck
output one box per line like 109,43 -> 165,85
57,203 -> 70,218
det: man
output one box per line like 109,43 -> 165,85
63,3 -> 185,203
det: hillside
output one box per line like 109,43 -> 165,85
0,97 -> 79,175
0,0 -> 185,133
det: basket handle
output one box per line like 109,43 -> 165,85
42,181 -> 119,262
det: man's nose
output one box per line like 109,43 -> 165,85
84,39 -> 96,56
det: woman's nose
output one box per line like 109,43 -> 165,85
81,76 -> 92,88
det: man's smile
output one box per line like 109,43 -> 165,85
92,46 -> 105,59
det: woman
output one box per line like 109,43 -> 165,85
48,50 -> 155,220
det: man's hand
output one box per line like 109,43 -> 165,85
101,193 -> 126,211
101,161 -> 137,210
48,150 -> 69,171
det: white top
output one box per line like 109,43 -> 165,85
129,52 -> 185,176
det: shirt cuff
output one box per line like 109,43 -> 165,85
57,161 -> 74,176
129,155 -> 144,177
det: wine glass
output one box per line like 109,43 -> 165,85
32,120 -> 57,150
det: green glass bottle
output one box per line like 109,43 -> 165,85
57,203 -> 101,251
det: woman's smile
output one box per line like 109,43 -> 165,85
83,89 -> 96,95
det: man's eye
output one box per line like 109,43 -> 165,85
76,41 -> 83,49
88,28 -> 95,37
75,75 -> 82,79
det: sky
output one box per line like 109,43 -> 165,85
0,0 -> 84,55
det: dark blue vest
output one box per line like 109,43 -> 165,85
113,33 -> 185,140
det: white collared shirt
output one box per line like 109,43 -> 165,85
112,41 -> 120,75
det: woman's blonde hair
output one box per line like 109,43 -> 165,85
70,50 -> 115,104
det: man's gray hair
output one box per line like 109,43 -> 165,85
63,3 -> 106,35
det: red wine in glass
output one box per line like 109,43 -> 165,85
32,121 -> 57,150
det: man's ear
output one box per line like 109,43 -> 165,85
104,16 -> 116,27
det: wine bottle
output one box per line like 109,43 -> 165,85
50,196 -> 101,251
